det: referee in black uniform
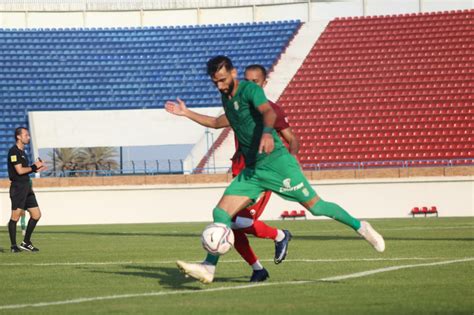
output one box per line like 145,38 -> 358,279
7,127 -> 47,253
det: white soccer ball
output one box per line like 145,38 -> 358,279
201,223 -> 235,256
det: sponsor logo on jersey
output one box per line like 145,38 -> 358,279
302,188 -> 310,197
280,178 -> 304,193
234,101 -> 239,111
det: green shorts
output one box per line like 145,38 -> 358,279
224,152 -> 317,203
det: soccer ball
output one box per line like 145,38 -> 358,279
201,223 -> 235,256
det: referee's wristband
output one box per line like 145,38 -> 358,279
31,164 -> 38,173
263,126 -> 274,134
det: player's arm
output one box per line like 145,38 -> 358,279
256,102 -> 276,154
13,160 -> 46,175
165,98 -> 230,129
280,127 -> 300,156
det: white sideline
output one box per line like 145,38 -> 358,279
0,258 -> 472,310
0,257 -> 452,267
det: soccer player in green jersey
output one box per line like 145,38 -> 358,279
166,56 -> 385,284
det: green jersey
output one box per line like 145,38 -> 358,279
221,80 -> 286,166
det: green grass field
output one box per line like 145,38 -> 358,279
0,217 -> 473,314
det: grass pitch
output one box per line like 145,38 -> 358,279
0,217 -> 473,314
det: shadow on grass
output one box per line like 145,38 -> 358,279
37,231 -> 200,238
89,265 -> 248,290
36,231 -> 473,242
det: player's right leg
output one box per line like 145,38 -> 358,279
177,195 -> 251,284
9,182 -> 29,253
177,168 -> 264,284
9,209 -> 23,253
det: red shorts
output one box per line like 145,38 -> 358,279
235,190 -> 272,220
231,151 -> 271,221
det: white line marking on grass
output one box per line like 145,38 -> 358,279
0,257 -> 451,267
0,258 -> 472,311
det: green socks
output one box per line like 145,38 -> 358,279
212,207 -> 231,227
204,207 -> 232,266
309,199 -> 361,231
20,215 -> 26,230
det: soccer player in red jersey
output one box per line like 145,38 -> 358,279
230,64 -> 300,282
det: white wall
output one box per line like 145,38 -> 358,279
1,176 -> 472,225
142,9 -> 198,26
310,0 -> 364,20
28,108 -> 222,173
256,3 -> 309,22
421,0 -> 473,12
27,11 -> 83,28
85,11 -> 141,27
29,107 -> 221,148
200,6 -> 254,24
0,11 -> 26,28
1,0 -> 472,28
364,0 -> 421,16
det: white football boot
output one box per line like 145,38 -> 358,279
357,221 -> 385,253
176,260 -> 215,284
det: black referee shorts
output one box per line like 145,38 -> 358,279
10,181 -> 39,211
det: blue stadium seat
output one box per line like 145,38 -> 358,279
0,20 -> 301,177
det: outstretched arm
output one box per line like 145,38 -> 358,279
165,98 -> 229,129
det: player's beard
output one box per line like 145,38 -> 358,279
220,80 -> 235,97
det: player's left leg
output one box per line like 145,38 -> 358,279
244,191 -> 292,263
19,206 -> 41,252
233,229 -> 269,282
302,196 -> 384,252
262,153 -> 385,253
242,221 -> 291,264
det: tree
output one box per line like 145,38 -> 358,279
76,147 -> 119,176
47,148 -> 80,177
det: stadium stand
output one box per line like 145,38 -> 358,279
277,10 -> 473,169
0,20 -> 301,177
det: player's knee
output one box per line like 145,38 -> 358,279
30,210 -> 42,220
11,210 -> 22,221
303,196 -> 323,216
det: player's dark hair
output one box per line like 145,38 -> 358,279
14,127 -> 28,141
245,64 -> 267,80
206,55 -> 234,77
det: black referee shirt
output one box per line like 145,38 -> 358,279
7,145 -> 30,182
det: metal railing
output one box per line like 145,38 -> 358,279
1,158 -> 472,178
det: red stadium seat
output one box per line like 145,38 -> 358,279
281,10 -> 472,168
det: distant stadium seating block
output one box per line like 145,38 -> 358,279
277,10 -> 473,169
281,210 -> 307,220
0,20 -> 301,177
411,206 -> 438,217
